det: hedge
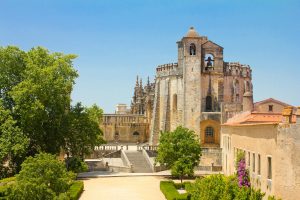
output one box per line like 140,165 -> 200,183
0,178 -> 83,200
68,180 -> 84,200
160,181 -> 190,200
0,176 -> 16,198
0,177 -> 16,185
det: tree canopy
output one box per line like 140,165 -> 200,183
0,101 -> 29,178
155,126 -> 202,182
0,46 -> 105,177
64,103 -> 105,159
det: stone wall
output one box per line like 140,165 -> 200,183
222,121 -> 300,200
101,114 -> 148,143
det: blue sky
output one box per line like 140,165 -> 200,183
1,0 -> 299,113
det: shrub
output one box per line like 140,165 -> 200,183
68,181 -> 84,200
7,153 -> 75,199
0,176 -> 16,185
66,157 -> 88,173
268,195 -> 282,200
187,174 -> 226,200
187,174 -> 264,200
0,176 -> 16,198
160,181 -> 190,200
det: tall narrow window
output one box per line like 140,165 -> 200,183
190,43 -> 196,55
258,154 -> 261,175
252,153 -> 255,172
268,105 -> 273,112
268,157 -> 272,179
248,152 -> 250,168
173,94 -> 177,111
206,96 -> 212,111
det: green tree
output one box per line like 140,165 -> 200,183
64,103 -> 105,159
7,153 -> 75,200
9,47 -> 78,154
0,100 -> 29,178
0,46 -> 26,111
155,126 -> 201,183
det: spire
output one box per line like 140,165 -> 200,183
140,78 -> 143,88
147,76 -> 150,87
136,75 -> 139,87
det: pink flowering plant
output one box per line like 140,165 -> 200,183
237,158 -> 250,187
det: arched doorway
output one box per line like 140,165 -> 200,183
200,120 -> 220,146
133,131 -> 140,143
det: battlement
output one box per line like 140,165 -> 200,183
156,63 -> 182,77
156,63 -> 178,72
224,62 -> 252,78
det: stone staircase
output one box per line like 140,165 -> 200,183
125,151 -> 153,173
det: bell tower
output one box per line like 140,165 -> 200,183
178,27 -> 207,133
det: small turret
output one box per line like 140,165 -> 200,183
243,91 -> 253,112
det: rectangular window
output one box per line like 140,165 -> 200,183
252,153 -> 255,172
268,105 -> 273,112
248,152 -> 250,167
258,154 -> 261,175
267,157 -> 272,179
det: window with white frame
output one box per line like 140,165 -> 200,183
258,154 -> 261,175
267,156 -> 272,179
252,153 -> 255,172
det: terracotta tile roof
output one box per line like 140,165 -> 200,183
224,111 -> 296,126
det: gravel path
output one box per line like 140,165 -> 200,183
79,176 -> 166,200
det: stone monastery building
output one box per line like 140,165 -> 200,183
102,27 -> 254,148
101,27 -> 253,159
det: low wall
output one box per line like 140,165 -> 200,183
121,150 -> 131,168
108,165 -> 132,173
199,147 -> 222,167
85,159 -> 107,171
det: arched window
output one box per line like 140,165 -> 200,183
190,43 -> 196,55
205,126 -> 214,143
205,54 -> 214,71
133,131 -> 140,136
234,80 -> 240,102
173,94 -> 177,111
206,96 -> 212,111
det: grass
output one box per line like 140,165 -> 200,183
160,181 -> 190,200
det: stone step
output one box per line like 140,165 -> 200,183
125,151 -> 153,173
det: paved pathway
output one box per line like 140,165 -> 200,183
77,169 -> 222,178
79,176 -> 166,200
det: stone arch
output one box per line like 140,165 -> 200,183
200,120 -> 220,146
189,43 -> 196,55
204,53 -> 215,71
206,95 -> 213,111
133,131 -> 140,136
